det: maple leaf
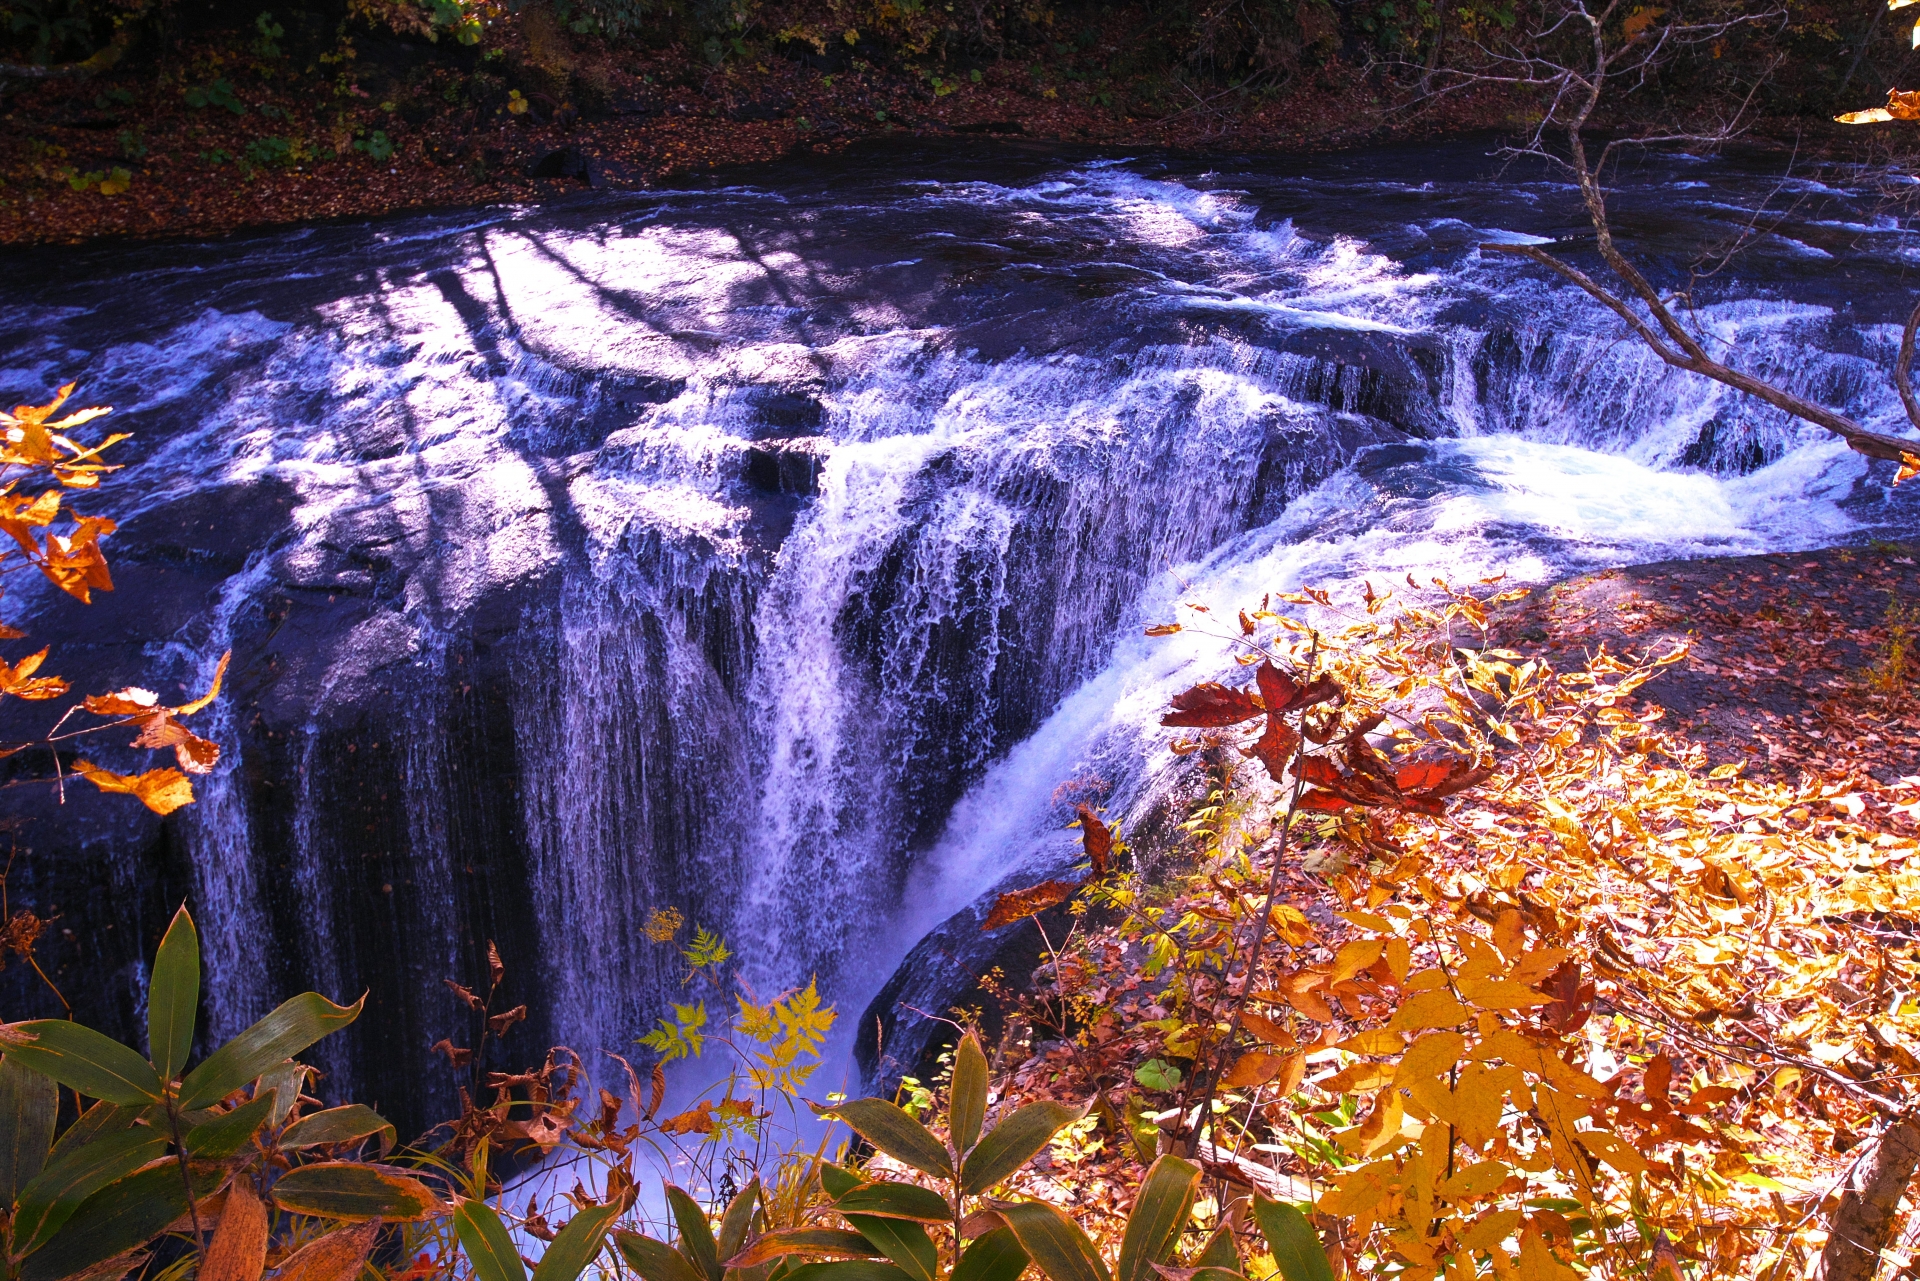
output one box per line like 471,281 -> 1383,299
983,879 -> 1077,930
0,648 -> 68,701
1076,803 -> 1113,874
72,760 -> 194,815
1161,682 -> 1264,728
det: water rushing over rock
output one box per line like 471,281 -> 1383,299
0,139 -> 1913,1132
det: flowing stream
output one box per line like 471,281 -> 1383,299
0,137 -> 1915,1132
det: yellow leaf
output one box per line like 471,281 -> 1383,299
1337,1086 -> 1404,1157
1457,1209 -> 1523,1253
74,760 -> 194,816
1321,1061 -> 1395,1094
1438,1160 -> 1509,1201
1841,107 -> 1900,122
1384,937 -> 1411,983
1331,938 -> 1384,985
1518,1228 -> 1579,1281
1897,450 -> 1920,485
1336,1029 -> 1407,1055
1461,978 -> 1552,1010
1389,989 -> 1470,1031
1396,1030 -> 1466,1085
1577,1129 -> 1651,1175
1225,1050 -> 1303,1091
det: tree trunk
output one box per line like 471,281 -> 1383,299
1818,1117 -> 1920,1281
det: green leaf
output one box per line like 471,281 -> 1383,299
949,1032 -> 989,1155
0,1054 -> 58,1202
716,1178 -> 760,1263
961,1100 -> 1089,1196
1116,1156 -> 1200,1281
818,1100 -> 952,1181
817,1163 -> 864,1200
1251,1197 -> 1333,1281
1133,1061 -> 1181,1093
252,1060 -> 311,1126
615,1231 -> 705,1281
988,1199 -> 1112,1281
835,1181 -> 951,1222
530,1200 -> 621,1281
780,1262 -> 915,1281
5,1023 -> 163,1106
952,1227 -> 1030,1281
18,1161 -> 221,1281
184,1094 -> 276,1161
147,906 -> 199,1081
1191,1225 -> 1240,1272
457,1199 -> 529,1281
12,1124 -> 167,1257
846,1217 -> 937,1281
178,992 -> 362,1110
46,1098 -> 139,1167
666,1184 -> 720,1281
46,1101 -> 136,1165
726,1229 -> 884,1270
280,1104 -> 397,1156
271,1161 -> 443,1222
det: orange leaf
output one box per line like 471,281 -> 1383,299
982,879 -> 1077,930
0,648 -> 68,701
73,760 -> 194,815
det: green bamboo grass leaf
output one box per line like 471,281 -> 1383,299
146,906 -> 198,1081
951,1227 -> 1030,1281
716,1178 -> 761,1264
666,1184 -> 721,1281
178,992 -> 362,1110
530,1200 -> 622,1281
1115,1156 -> 1201,1281
46,1101 -> 136,1164
11,1126 -> 167,1257
616,1231 -> 705,1281
457,1199 -> 529,1281
280,1104 -> 397,1155
845,1216 -> 938,1281
960,1100 -> 1089,1195
271,1162 -> 443,1222
4,1023 -> 163,1106
1251,1197 -> 1333,1281
780,1262 -> 915,1281
1151,1267 -> 1245,1281
834,1181 -> 951,1221
183,1093 -> 276,1160
18,1161 -> 221,1281
1190,1225 -> 1240,1272
726,1230 -> 885,1270
949,1031 -> 989,1155
0,1054 -> 58,1202
817,1163 -> 864,1199
816,1100 -> 952,1180
986,1199 -> 1112,1281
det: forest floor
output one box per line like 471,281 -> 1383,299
0,21 -> 1877,247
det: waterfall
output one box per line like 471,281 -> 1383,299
0,142 -> 1912,1129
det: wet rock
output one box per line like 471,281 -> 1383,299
744,436 -> 829,496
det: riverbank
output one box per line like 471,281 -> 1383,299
0,20 -> 1889,248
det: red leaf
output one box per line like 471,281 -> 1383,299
1076,804 -> 1113,875
1540,958 -> 1595,1034
1247,716 -> 1300,783
1295,792 -> 1353,812
983,879 -> 1078,930
1394,760 -> 1453,792
1161,682 -> 1264,727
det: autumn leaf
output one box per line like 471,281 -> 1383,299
1161,682 -> 1263,728
982,879 -> 1077,930
86,651 -> 230,772
0,648 -> 68,701
73,760 -> 194,815
1076,804 -> 1113,875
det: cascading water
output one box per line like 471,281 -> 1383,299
0,139 -> 1914,1133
